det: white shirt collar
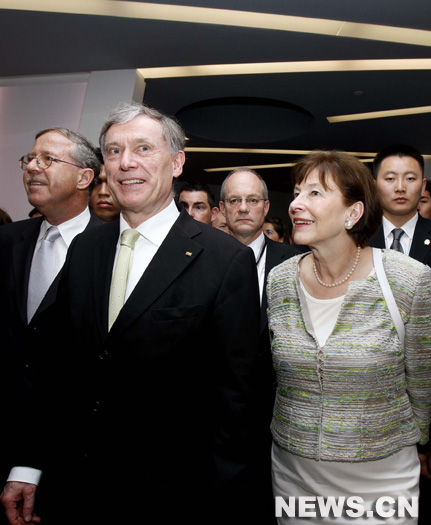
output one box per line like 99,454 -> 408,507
39,207 -> 91,246
382,213 -> 418,242
248,231 -> 266,260
119,200 -> 180,247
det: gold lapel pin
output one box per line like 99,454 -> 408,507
185,251 -> 193,256
425,239 -> 430,245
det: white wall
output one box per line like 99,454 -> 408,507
0,77 -> 88,221
0,70 -> 145,222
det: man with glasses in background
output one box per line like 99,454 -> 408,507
0,128 -> 101,520
219,168 -> 299,524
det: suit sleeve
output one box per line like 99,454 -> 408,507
405,264 -> 431,444
210,246 -> 261,488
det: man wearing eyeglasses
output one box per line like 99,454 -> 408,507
219,168 -> 299,305
0,127 -> 101,521
219,168 -> 299,523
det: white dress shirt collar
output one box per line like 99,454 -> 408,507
248,231 -> 266,263
118,200 -> 180,246
382,213 -> 418,254
39,207 -> 91,246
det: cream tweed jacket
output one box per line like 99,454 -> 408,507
267,249 -> 431,462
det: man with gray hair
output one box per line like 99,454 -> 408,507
1,103 -> 262,525
0,127 -> 101,521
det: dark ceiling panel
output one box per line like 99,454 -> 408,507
1,1 -> 431,191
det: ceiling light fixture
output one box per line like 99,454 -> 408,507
1,1 -> 430,47
205,163 -> 296,172
204,157 -> 375,172
186,147 -> 377,157
328,105 -> 431,123
139,58 -> 431,79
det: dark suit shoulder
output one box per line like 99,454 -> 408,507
0,217 -> 42,242
368,224 -> 385,249
69,218 -> 118,244
416,214 -> 431,232
87,213 -> 105,229
172,209 -> 253,255
266,237 -> 301,258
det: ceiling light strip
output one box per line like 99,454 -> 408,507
138,59 -> 431,79
186,147 -> 377,157
1,1 -> 430,47
205,163 -> 296,172
205,158 -> 375,172
328,105 -> 431,123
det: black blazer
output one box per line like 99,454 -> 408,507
257,237 -> 300,430
0,212 -> 103,472
52,210 -> 262,523
368,214 -> 431,266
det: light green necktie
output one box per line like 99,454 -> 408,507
108,228 -> 141,330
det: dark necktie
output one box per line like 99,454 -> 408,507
390,228 -> 404,253
27,226 -> 61,321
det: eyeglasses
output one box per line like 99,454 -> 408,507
19,154 -> 84,171
224,197 -> 266,207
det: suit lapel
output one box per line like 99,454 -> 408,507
91,221 -> 119,338
12,218 -> 42,324
108,211 -> 203,337
34,212 -> 105,320
261,239 -> 283,333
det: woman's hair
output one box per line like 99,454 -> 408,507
264,217 -> 285,240
291,150 -> 382,247
0,208 -> 12,226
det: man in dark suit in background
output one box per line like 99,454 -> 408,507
368,144 -> 431,524
0,128 -> 101,510
369,144 -> 431,266
219,168 -> 299,522
1,104 -> 261,525
177,180 -> 218,225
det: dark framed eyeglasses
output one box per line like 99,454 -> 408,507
19,154 -> 85,171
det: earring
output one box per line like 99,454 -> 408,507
345,219 -> 353,230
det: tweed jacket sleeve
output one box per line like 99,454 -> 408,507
266,250 -> 431,462
386,251 -> 431,444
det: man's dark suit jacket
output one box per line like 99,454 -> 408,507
50,209 -> 261,524
0,213 -> 103,477
259,237 -> 301,394
255,237 -> 300,522
369,214 -> 431,524
368,214 -> 431,266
